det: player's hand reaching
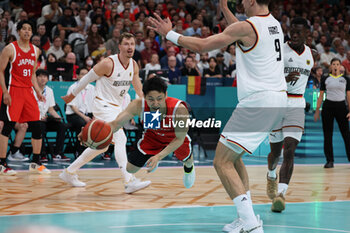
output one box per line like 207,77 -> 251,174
285,71 -> 300,83
147,13 -> 173,37
3,92 -> 11,106
37,92 -> 46,102
146,155 -> 160,173
61,93 -> 75,104
314,109 -> 320,122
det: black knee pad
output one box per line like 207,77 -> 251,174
1,121 -> 15,137
28,121 -> 42,139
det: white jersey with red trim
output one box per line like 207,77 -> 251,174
284,43 -> 314,95
235,13 -> 286,101
94,54 -> 134,106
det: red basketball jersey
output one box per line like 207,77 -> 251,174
8,41 -> 37,88
138,97 -> 191,160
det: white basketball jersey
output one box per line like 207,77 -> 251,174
284,43 -> 314,95
235,14 -> 286,101
94,54 -> 134,106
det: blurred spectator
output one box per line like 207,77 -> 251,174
203,57 -> 222,78
335,45 -> 346,61
320,42 -> 336,70
31,35 -> 46,70
60,43 -> 73,61
23,0 -> 42,20
181,56 -> 200,76
167,55 -> 181,84
83,56 -> 94,71
86,23 -> 105,55
213,16 -> 227,34
176,46 -> 188,66
342,51 -> 350,76
105,27 -> 120,56
11,10 -> 28,40
147,29 -> 160,53
0,18 -> 9,43
200,26 -> 211,38
184,19 -> 201,36
216,53 -> 230,77
75,8 -> 91,36
92,14 -> 109,40
141,37 -> 157,68
310,66 -> 324,89
197,52 -> 209,76
65,52 -> 79,80
209,46 -> 231,67
228,44 -> 236,66
47,36 -> 65,60
144,53 -> 161,78
34,69 -> 69,162
37,24 -> 51,52
3,11 -> 14,34
38,0 -> 63,37
160,46 -> 180,69
46,53 -> 57,68
316,34 -> 328,54
65,67 -> 95,156
135,30 -> 145,52
57,7 -> 78,41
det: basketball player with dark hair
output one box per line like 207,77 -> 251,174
266,17 -> 316,213
60,32 -> 151,194
0,20 -> 51,175
108,76 -> 195,188
149,0 -> 288,232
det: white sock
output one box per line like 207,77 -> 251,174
278,183 -> 288,196
233,194 -> 258,230
268,168 -> 277,179
246,190 -> 253,206
113,129 -> 133,183
67,147 -> 108,173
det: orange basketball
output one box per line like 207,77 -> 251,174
81,119 -> 113,150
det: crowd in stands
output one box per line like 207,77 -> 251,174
0,0 -> 348,85
0,0 -> 349,161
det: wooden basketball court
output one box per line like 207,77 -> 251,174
1,163 -> 350,232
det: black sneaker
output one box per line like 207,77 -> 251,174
324,162 -> 334,168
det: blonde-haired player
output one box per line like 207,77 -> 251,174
60,32 -> 151,194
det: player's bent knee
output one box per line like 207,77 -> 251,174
1,122 -> 15,137
29,121 -> 42,139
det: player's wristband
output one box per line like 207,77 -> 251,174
166,30 -> 181,46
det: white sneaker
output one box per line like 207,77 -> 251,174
8,151 -> 29,161
228,215 -> 263,233
59,169 -> 86,187
183,166 -> 195,188
0,164 -> 17,175
125,178 -> 151,194
223,218 -> 243,232
29,162 -> 51,174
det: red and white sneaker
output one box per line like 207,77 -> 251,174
53,154 -> 71,162
101,153 -> 111,160
0,163 -> 17,176
29,162 -> 51,174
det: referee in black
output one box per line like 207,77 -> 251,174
314,58 -> 350,168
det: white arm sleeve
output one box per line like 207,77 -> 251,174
72,69 -> 99,96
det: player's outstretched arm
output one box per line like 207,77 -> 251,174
148,13 -> 253,54
61,58 -> 113,103
146,103 -> 189,172
220,0 -> 239,25
0,45 -> 13,106
108,98 -> 142,133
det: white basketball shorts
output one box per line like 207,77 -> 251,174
269,97 -> 305,143
220,91 -> 287,154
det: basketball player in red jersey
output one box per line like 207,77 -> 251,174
0,20 -> 51,175
108,76 -> 195,188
